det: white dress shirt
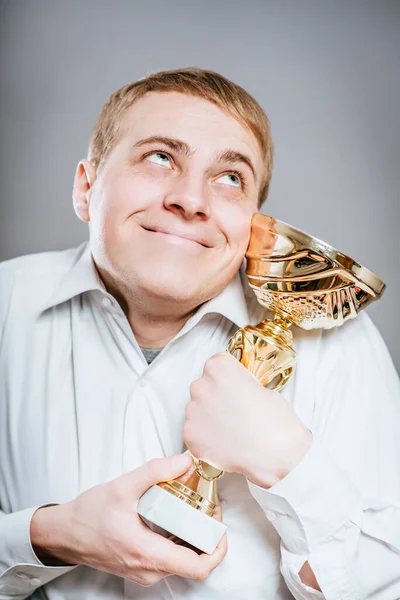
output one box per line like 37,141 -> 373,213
1,242 -> 400,600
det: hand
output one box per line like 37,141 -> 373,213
184,353 -> 312,488
30,454 -> 227,586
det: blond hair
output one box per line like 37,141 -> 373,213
89,67 -> 274,206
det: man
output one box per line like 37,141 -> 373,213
0,68 -> 399,600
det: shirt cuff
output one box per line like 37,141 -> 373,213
247,440 -> 363,555
0,505 -> 75,586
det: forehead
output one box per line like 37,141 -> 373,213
116,91 -> 263,167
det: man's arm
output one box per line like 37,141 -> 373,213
0,506 -> 75,599
246,312 -> 400,599
0,263 -> 73,598
248,438 -> 400,598
184,311 -> 400,599
298,563 -> 320,591
0,455 -> 227,599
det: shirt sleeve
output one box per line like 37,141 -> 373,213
0,261 -> 76,598
0,261 -> 14,348
248,311 -> 400,600
0,506 -> 76,600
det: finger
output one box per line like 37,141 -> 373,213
123,454 -> 193,497
153,529 -> 228,580
196,528 -> 228,570
167,534 -> 203,554
209,530 -> 228,562
166,500 -> 226,557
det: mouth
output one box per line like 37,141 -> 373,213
142,226 -> 211,248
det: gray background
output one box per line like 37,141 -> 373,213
0,0 -> 399,370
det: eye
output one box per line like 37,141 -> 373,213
218,173 -> 242,188
146,151 -> 172,167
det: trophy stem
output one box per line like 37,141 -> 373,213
138,458 -> 227,554
258,314 -> 293,346
158,475 -> 218,518
273,312 -> 292,328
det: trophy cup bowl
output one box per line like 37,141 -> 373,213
246,214 -> 385,330
137,213 -> 386,554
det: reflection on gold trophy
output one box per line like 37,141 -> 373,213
137,213 -> 386,554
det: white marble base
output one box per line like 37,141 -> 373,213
137,484 -> 227,555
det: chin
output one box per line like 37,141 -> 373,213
135,261 -> 207,305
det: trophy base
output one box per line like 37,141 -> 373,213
137,484 -> 227,554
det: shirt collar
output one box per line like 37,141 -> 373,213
172,263 -> 265,344
42,242 -> 259,329
189,267 -> 251,329
41,242 -> 105,312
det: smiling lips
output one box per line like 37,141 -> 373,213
142,226 -> 211,248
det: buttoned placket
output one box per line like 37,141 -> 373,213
98,293 -> 174,474
97,297 -> 186,600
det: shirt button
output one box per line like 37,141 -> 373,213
31,578 -> 41,586
138,379 -> 147,388
102,297 -> 112,308
266,510 -> 277,522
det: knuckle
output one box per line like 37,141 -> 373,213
204,356 -> 216,373
184,400 -> 193,419
189,379 -> 201,398
205,353 -> 226,373
182,421 -> 195,450
182,419 -> 191,440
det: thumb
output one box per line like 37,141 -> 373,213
131,454 -> 193,497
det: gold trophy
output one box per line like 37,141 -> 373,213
138,213 -> 386,553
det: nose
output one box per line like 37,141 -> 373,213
163,171 -> 211,221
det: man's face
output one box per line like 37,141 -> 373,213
84,91 -> 263,309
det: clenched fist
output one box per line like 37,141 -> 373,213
183,352 -> 312,488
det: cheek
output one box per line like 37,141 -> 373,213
207,206 -> 253,290
217,203 -> 253,254
90,173 -> 161,234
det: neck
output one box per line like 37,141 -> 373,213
97,267 -> 198,349
128,308 -> 194,349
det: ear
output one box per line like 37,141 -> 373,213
72,159 -> 97,223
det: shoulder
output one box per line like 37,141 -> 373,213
293,309 -> 388,365
0,244 -> 85,282
288,310 -> 399,420
318,310 -> 393,373
0,244 -> 87,333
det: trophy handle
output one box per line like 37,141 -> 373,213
226,323 -> 296,392
226,329 -> 245,362
269,367 -> 294,392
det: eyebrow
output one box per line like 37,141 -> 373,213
131,136 -> 193,156
216,149 -> 257,181
130,135 -> 257,182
